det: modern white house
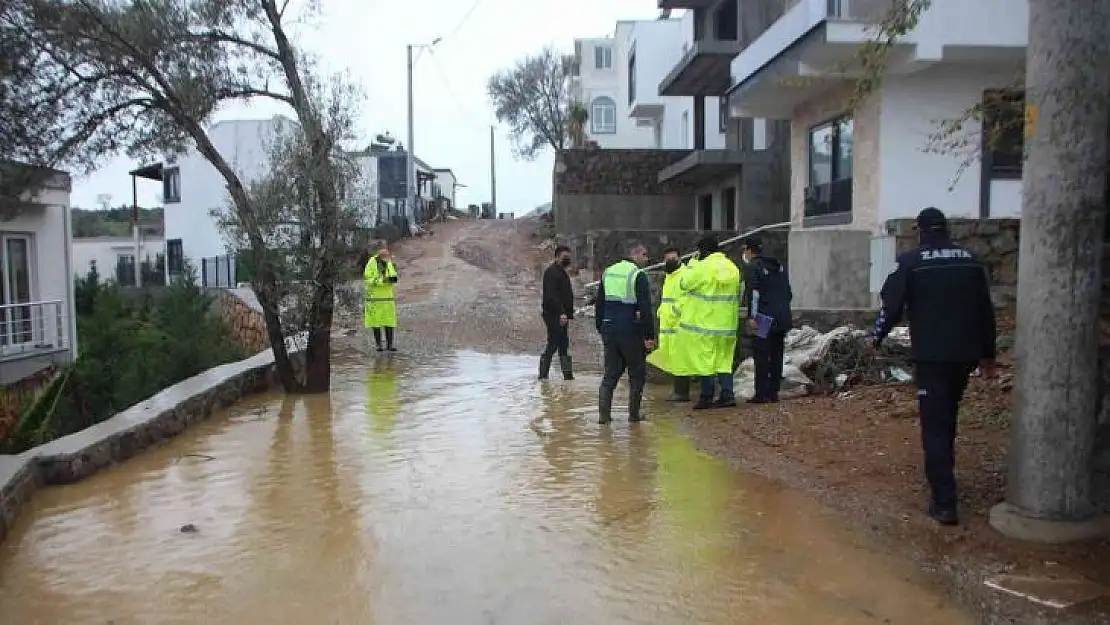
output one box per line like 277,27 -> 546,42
723,0 -> 1027,307
571,17 -> 728,150
72,233 -> 165,284
0,166 -> 78,385
433,168 -> 458,211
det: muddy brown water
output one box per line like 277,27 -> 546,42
0,350 -> 972,624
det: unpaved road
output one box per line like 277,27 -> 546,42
336,218 -> 604,371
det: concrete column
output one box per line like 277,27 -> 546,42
694,97 -> 705,150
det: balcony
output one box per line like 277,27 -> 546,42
726,0 -> 912,117
659,39 -> 743,97
0,300 -> 72,384
658,0 -> 719,8
658,149 -> 773,186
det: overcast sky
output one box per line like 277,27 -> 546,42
70,0 -> 664,213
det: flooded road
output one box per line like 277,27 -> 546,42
0,350 -> 971,624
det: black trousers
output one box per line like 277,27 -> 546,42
914,361 -> 976,509
541,314 -> 570,361
601,333 -> 647,390
752,332 -> 786,400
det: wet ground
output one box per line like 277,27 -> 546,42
0,350 -> 973,624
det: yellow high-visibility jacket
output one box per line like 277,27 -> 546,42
363,256 -> 398,328
670,252 -> 741,376
646,263 -> 686,373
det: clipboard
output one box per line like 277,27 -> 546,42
754,313 -> 774,339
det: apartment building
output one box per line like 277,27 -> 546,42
723,0 -> 1027,307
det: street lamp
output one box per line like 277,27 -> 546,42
406,37 -> 442,228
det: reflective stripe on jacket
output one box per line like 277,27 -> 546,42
364,256 -> 399,328
670,252 -> 741,375
646,264 -> 686,374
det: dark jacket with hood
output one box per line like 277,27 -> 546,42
743,255 -> 792,335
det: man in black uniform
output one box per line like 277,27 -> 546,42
741,237 -> 792,404
595,240 -> 656,425
539,245 -> 575,380
868,207 -> 997,526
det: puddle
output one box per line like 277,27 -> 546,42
0,350 -> 971,624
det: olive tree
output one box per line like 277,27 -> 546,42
12,0 -> 354,392
487,47 -> 577,159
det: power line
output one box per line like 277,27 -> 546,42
426,49 -> 495,130
440,0 -> 484,44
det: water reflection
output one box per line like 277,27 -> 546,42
0,351 -> 973,625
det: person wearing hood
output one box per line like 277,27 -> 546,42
646,247 -> 691,401
539,245 -> 576,380
674,235 -> 743,410
868,207 -> 997,527
741,237 -> 792,404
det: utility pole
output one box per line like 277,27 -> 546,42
489,125 -> 497,218
405,44 -> 416,227
990,0 -> 1110,542
130,174 -> 141,288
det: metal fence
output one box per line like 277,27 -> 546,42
198,255 -> 238,288
0,300 -> 69,362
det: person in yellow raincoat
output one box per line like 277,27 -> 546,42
646,247 -> 692,402
672,235 -> 742,410
363,245 -> 399,351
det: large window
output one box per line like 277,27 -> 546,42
0,233 -> 34,346
590,97 -> 617,134
167,238 -> 184,275
719,96 -> 729,133
594,45 -> 612,70
983,89 -> 1024,179
804,114 -> 853,220
163,166 -> 181,203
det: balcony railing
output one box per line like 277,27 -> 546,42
828,0 -> 897,21
0,300 -> 70,361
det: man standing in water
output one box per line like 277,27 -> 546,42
595,240 -> 655,425
539,245 -> 576,380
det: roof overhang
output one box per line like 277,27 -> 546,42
658,149 -> 772,186
658,40 -> 741,97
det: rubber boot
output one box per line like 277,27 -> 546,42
538,353 -> 552,380
598,385 -> 614,425
667,376 -> 690,402
559,353 -> 574,380
628,381 -> 645,422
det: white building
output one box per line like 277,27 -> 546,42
433,168 -> 458,210
724,0 -> 1027,307
571,17 -> 727,150
72,234 -> 165,284
0,167 -> 78,385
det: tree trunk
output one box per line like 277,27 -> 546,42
302,280 -> 335,393
1009,0 -> 1110,520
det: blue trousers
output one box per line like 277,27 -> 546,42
700,373 -> 734,400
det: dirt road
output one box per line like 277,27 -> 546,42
337,218 -> 604,370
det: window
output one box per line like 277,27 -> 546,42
719,96 -> 729,133
594,45 -> 612,69
804,114 -> 853,219
163,166 -> 181,203
698,194 -> 713,231
681,110 -> 690,148
722,186 -> 737,231
590,97 -> 617,134
167,238 -> 184,275
983,89 -> 1024,179
627,48 -> 636,104
0,233 -> 34,346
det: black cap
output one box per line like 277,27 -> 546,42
916,207 -> 947,232
696,235 -> 719,255
742,235 -> 762,252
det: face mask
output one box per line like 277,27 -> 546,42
664,259 -> 680,273
559,257 -> 571,267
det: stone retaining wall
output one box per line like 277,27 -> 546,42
214,289 -> 270,354
0,345 -> 304,545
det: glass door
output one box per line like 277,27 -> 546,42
1,234 -> 34,347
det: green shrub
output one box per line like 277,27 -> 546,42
0,268 -> 246,453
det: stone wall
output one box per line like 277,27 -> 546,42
580,228 -> 789,277
213,289 -> 270,354
886,218 -> 1020,307
0,344 -> 306,545
554,149 -> 695,236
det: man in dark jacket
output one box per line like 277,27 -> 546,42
869,207 -> 997,526
742,237 -> 792,404
539,245 -> 575,380
595,240 -> 655,425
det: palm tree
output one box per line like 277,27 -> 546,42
566,102 -> 589,148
